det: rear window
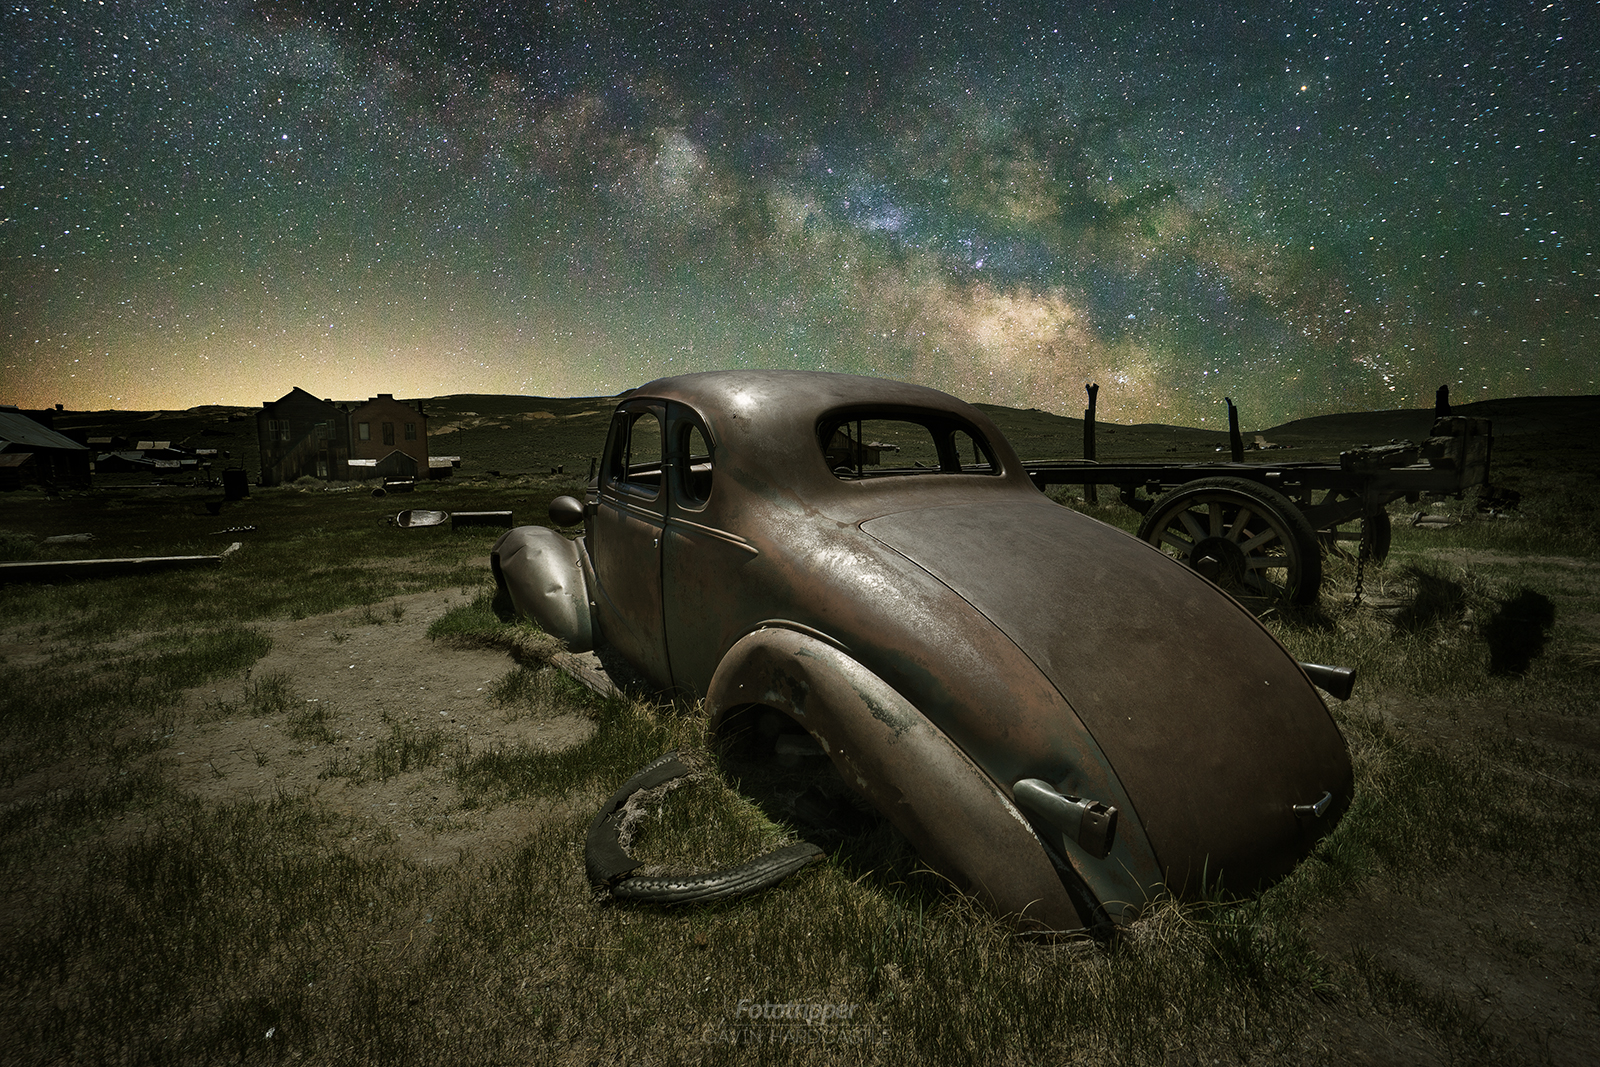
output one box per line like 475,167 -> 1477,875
819,413 -> 1000,479
676,420 -> 714,507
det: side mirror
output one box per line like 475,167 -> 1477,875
549,495 -> 585,527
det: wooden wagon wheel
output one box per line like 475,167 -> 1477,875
1136,477 -> 1323,607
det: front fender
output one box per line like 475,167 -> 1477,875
490,526 -> 595,652
706,626 -> 1088,933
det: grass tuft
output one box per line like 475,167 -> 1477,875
321,715 -> 461,784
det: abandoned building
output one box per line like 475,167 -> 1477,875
256,388 -> 429,486
346,393 -> 429,481
256,388 -> 349,485
93,443 -> 206,477
0,406 -> 92,489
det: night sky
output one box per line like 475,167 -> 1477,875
4,2 -> 1595,426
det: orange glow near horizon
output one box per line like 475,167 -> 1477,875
3,326 -> 628,412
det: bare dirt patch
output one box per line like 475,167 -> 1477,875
169,589 -> 595,864
1309,870 -> 1598,1067
1305,684 -> 1600,1066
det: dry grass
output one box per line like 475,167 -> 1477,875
2,430 -> 1598,1064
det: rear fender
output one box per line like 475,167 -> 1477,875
706,626 -> 1088,933
490,526 -> 595,652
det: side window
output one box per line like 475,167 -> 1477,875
825,420 -> 936,473
823,415 -> 999,478
950,429 -> 997,472
676,421 -> 714,507
606,409 -> 663,497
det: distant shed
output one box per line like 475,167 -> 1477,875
347,449 -> 419,482
0,452 -> 35,491
94,451 -> 160,475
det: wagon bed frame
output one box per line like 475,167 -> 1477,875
1021,415 -> 1494,605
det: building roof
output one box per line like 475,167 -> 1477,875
264,386 -> 335,407
0,409 -> 88,451
349,448 -> 416,465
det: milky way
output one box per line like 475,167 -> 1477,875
3,1 -> 1595,425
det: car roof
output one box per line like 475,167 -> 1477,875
622,370 -> 1032,506
635,369 -> 1013,448
631,369 -> 977,416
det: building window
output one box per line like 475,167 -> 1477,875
405,422 -> 417,441
358,422 -> 370,441
382,422 -> 395,446
269,419 -> 291,441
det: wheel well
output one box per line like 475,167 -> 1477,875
713,701 -> 808,749
704,627 -> 1091,931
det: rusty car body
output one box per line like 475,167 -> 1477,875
491,370 -> 1352,932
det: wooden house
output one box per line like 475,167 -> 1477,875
256,388 -> 350,486
256,389 -> 428,485
347,394 -> 428,477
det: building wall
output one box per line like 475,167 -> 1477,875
347,395 -> 428,475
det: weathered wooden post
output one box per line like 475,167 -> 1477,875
1083,382 -> 1099,504
1226,397 -> 1244,463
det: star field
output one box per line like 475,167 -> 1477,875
3,1 -> 1595,425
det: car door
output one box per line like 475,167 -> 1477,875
660,403 -> 760,694
592,400 -> 671,688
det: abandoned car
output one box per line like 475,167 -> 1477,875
491,370 -> 1353,933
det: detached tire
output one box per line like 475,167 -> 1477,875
1137,477 -> 1323,607
585,751 -> 823,905
609,843 -> 823,904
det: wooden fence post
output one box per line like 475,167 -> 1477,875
1083,383 -> 1099,504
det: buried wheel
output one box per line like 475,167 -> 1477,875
1137,477 -> 1323,607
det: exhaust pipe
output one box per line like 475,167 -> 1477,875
1298,661 -> 1355,701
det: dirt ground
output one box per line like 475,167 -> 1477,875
166,589 -> 595,865
1305,862 -> 1597,1066
140,586 -> 1599,1066
1305,688 -> 1598,1066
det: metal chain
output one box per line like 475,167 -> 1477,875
1351,517 -> 1371,608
